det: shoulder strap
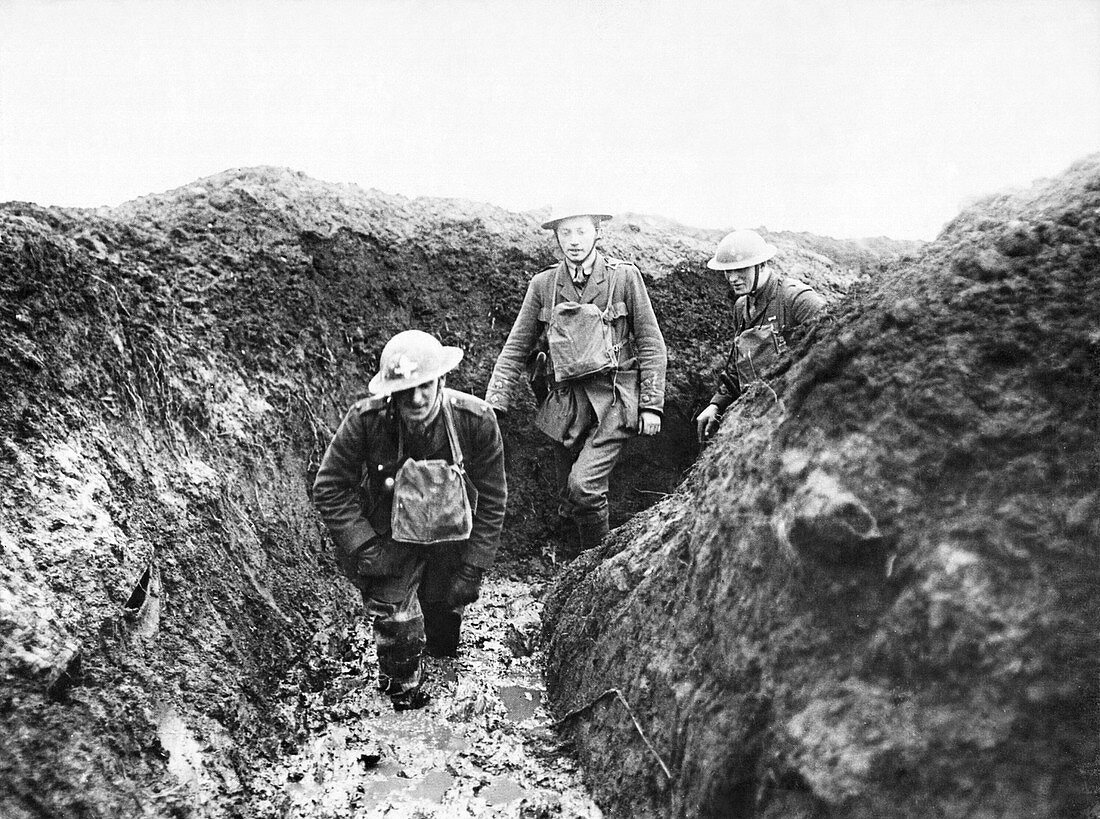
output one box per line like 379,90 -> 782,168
551,263 -> 562,310
601,259 -> 622,317
441,396 -> 464,471
778,280 -> 814,333
395,396 -> 464,469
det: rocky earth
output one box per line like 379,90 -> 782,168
1,164 -> 911,817
544,155 -> 1100,817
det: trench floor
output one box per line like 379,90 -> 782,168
242,578 -> 602,818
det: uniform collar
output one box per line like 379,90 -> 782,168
399,398 -> 445,454
558,253 -> 608,304
570,253 -> 597,283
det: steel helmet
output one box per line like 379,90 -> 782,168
707,229 -> 778,271
540,202 -> 614,231
367,330 -> 464,397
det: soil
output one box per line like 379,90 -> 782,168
0,166 -> 910,817
543,155 -> 1100,817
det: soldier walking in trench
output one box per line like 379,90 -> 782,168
696,229 -> 826,442
485,205 -> 667,558
313,330 -> 506,711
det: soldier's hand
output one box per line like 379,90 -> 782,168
355,535 -> 386,577
445,563 -> 484,608
696,404 -> 722,443
638,410 -> 661,436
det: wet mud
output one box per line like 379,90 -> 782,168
247,580 -> 600,818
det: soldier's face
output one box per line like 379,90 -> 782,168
726,263 -> 770,296
393,378 -> 442,424
555,216 -> 599,265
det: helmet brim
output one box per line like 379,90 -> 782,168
367,347 -> 464,396
706,244 -> 778,270
541,212 -> 614,230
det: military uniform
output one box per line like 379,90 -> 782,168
710,274 -> 826,409
313,388 -> 506,698
486,252 -> 666,548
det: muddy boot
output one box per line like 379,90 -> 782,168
381,664 -> 432,712
575,510 -> 610,553
422,601 -> 461,658
556,513 -> 583,562
375,614 -> 427,709
390,684 -> 431,712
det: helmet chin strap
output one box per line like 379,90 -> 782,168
732,264 -> 762,297
749,262 -> 770,296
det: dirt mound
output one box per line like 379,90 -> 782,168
0,166 -> 902,816
543,155 -> 1100,817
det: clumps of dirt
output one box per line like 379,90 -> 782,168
0,166 -> 903,817
542,154 -> 1100,818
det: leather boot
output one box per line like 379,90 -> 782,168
422,601 -> 462,658
575,510 -> 610,552
555,512 -> 583,561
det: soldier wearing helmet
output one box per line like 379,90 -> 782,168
313,330 -> 507,711
485,205 -> 667,557
696,229 -> 826,442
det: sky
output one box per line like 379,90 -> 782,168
1,0 -> 1097,240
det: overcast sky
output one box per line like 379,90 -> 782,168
1,0 -> 1097,239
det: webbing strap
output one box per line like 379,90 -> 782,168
395,393 -> 465,471
551,259 -> 618,317
441,396 -> 464,471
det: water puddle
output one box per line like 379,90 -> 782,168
497,684 -> 543,723
480,774 -> 526,806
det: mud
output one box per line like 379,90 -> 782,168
247,579 -> 600,818
0,166 -> 906,817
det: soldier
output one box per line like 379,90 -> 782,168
485,205 -> 667,556
696,229 -> 826,442
313,330 -> 506,711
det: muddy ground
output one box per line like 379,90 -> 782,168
1,166 -> 911,817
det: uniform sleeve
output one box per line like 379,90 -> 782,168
312,406 -> 378,572
461,406 -> 507,569
623,266 -> 668,414
709,382 -> 738,412
485,277 -> 544,411
789,286 -> 826,326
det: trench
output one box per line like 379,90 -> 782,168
1,182 -> 898,817
0,196 -> 714,818
91,409 -> 698,818
9,165 -> 1100,817
220,410 -> 698,817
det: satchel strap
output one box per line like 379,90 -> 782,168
441,395 -> 465,471
551,260 -> 619,316
395,393 -> 465,471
